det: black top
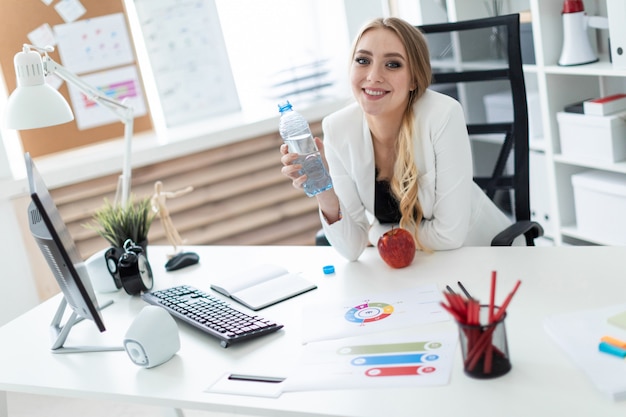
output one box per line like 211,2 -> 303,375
374,174 -> 401,224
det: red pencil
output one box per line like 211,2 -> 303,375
485,270 -> 497,373
493,280 -> 521,323
489,270 -> 497,323
466,279 -> 522,371
439,302 -> 464,323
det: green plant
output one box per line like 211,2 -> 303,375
85,196 -> 155,248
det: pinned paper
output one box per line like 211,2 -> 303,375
54,0 -> 87,23
54,13 -> 135,74
27,23 -> 56,48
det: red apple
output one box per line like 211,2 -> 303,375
377,227 -> 416,268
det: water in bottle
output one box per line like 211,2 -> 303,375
278,101 -> 333,197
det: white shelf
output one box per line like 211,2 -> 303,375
538,0 -> 626,246
522,64 -> 538,73
560,225 -> 624,246
553,154 -> 626,174
529,137 -> 546,152
543,58 -> 626,77
431,59 -> 508,71
407,0 -> 625,246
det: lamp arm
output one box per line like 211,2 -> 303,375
44,57 -> 133,123
43,54 -> 134,208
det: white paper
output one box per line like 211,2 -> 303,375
54,0 -> 86,23
54,13 -> 135,74
205,373 -> 285,398
66,65 -> 147,130
132,0 -> 240,127
301,285 -> 449,344
544,303 -> 626,401
27,23 -> 56,48
284,331 -> 457,392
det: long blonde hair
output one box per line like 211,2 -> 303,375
351,17 -> 432,250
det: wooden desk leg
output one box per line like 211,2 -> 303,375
161,407 -> 184,417
0,391 -> 7,417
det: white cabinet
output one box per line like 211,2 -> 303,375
532,0 -> 626,245
397,0 -> 626,246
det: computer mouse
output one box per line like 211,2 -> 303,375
165,251 -> 200,271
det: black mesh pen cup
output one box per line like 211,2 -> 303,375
457,305 -> 511,379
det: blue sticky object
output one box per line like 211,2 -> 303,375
599,341 -> 626,358
323,265 -> 335,275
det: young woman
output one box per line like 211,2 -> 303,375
280,17 -> 514,261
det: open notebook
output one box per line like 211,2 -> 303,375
210,264 -> 317,311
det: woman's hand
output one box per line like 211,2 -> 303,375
279,137 -> 340,223
280,143 -> 307,190
280,137 -> 330,190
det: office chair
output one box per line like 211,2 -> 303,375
316,13 -> 543,247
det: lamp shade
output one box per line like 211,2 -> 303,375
3,47 -> 74,130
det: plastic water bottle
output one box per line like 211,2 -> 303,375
278,101 -> 333,197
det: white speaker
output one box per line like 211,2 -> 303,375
124,306 -> 180,368
85,248 -> 119,293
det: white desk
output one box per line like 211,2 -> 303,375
1,245 -> 626,417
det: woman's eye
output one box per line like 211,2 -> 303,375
355,57 -> 370,65
386,61 -> 402,69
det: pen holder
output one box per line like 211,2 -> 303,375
457,305 -> 511,379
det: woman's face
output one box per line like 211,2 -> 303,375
350,27 -> 413,119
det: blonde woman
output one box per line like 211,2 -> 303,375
280,17 -> 513,261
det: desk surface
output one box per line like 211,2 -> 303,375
1,245 -> 626,417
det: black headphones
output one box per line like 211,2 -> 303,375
105,239 -> 153,295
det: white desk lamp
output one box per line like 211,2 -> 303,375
4,44 -> 134,207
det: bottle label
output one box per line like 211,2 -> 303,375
284,133 -> 317,155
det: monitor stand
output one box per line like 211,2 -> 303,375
49,297 -> 124,353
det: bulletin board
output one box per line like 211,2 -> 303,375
0,0 -> 152,158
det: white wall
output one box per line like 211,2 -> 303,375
0,123 -> 38,325
343,0 -> 388,40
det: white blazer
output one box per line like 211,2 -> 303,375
320,89 -> 515,261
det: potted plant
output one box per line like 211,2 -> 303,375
86,196 -> 155,251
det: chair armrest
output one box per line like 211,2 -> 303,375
315,228 -> 330,246
491,220 -> 545,246
319,221 -> 545,247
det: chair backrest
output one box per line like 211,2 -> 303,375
418,13 -> 530,225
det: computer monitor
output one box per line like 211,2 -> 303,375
25,152 -> 122,353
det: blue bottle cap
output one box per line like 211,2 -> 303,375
323,265 -> 335,275
278,101 -> 292,113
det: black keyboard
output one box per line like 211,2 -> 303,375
141,285 -> 283,348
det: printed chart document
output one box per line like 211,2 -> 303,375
283,331 -> 457,392
544,303 -> 626,401
210,264 -> 317,311
301,284 -> 449,344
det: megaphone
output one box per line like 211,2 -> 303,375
558,0 -> 598,66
